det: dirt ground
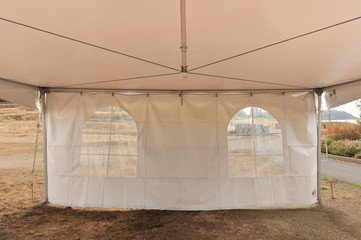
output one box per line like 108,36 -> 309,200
1,104 -> 361,239
0,170 -> 360,240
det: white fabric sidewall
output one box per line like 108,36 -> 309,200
46,92 -> 317,210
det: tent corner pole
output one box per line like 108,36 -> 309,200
40,88 -> 49,203
316,89 -> 323,204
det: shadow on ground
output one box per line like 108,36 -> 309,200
2,203 -> 361,240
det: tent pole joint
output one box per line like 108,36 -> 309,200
181,65 -> 188,73
40,87 -> 50,95
314,88 -> 324,96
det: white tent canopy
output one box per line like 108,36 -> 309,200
1,1 -> 361,210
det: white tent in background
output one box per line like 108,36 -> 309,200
1,0 -> 361,210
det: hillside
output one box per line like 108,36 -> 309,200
322,109 -> 356,121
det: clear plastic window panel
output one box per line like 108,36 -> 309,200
80,106 -> 137,177
227,107 -> 284,177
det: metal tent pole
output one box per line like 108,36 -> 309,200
180,0 -> 188,73
40,90 -> 49,203
316,89 -> 323,204
49,87 -> 313,94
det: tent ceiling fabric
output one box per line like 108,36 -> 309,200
1,1 -> 361,96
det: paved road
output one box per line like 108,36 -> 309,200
321,157 -> 361,185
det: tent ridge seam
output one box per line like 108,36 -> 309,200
0,17 -> 180,72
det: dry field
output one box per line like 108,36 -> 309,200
0,104 -> 361,239
0,104 -> 42,156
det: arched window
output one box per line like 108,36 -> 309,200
79,106 -> 137,177
227,107 -> 284,177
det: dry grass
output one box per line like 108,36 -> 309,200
0,104 -> 39,122
0,104 -> 42,155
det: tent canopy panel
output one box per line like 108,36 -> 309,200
0,23 -> 177,88
0,79 -> 38,109
192,20 -> 361,90
1,1 -> 361,92
187,0 -> 361,69
0,0 -> 181,69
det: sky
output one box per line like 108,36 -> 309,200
333,100 -> 360,118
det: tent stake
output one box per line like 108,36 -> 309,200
41,90 -> 49,203
316,90 -> 323,204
